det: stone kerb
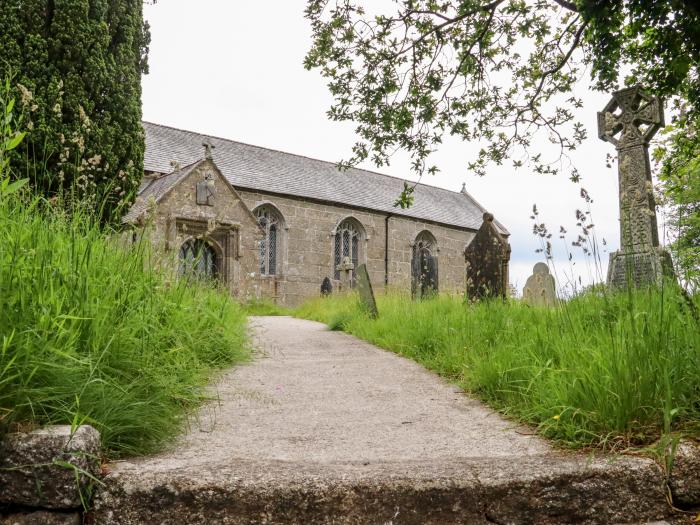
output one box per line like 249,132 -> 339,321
667,439 -> 700,507
0,425 -> 101,524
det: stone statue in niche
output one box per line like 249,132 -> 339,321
196,171 -> 215,206
522,262 -> 556,307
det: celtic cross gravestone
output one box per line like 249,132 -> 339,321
597,86 -> 674,287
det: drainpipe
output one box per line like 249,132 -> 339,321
384,214 -> 392,289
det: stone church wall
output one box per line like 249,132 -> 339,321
237,189 -> 476,306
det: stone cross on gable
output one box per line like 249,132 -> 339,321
597,86 -> 673,287
203,141 -> 215,160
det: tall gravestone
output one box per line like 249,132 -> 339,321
465,213 -> 511,301
598,86 -> 674,288
355,264 -> 379,318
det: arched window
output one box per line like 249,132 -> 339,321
413,230 -> 437,258
333,218 -> 364,285
179,238 -> 218,279
412,230 -> 438,297
254,205 -> 284,276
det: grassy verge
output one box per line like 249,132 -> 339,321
241,298 -> 291,316
295,288 -> 699,450
0,193 -> 250,457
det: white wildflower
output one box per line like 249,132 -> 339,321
16,84 -> 33,106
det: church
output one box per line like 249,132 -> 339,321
123,122 -> 510,306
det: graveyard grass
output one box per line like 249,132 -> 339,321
0,190 -> 250,458
295,288 -> 700,450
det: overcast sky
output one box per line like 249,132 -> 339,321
141,1 -> 670,294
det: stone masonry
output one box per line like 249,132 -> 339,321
236,189 -> 476,306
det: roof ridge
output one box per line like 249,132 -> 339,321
143,121 -> 466,197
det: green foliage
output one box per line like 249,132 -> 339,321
0,0 -> 150,222
305,0 -> 699,185
296,289 -> 700,449
655,111 -> 700,289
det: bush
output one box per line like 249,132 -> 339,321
296,289 -> 700,450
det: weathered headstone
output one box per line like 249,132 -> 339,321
355,263 -> 378,318
597,85 -> 674,288
464,213 -> 511,301
522,262 -> 557,307
321,277 -> 333,296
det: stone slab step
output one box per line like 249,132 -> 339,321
92,454 -> 678,525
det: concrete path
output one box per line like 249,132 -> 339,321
94,316 -> 675,524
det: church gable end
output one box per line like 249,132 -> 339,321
125,158 -> 263,299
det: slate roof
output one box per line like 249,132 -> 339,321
142,122 -> 507,233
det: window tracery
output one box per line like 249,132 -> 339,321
334,218 -> 363,284
178,238 -> 218,279
255,205 -> 283,276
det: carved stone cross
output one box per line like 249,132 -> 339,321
336,256 -> 355,290
597,86 -> 673,287
203,141 -> 215,160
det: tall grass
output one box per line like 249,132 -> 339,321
296,288 -> 700,449
0,192 -> 250,457
0,193 -> 250,457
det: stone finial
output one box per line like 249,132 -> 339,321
461,182 -> 467,193
483,212 -> 494,222
203,141 -> 215,160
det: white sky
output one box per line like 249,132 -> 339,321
141,1 -> 670,295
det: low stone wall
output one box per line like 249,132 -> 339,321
0,426 -> 100,525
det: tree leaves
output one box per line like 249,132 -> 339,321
305,0 -> 699,185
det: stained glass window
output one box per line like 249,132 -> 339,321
255,205 -> 283,276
